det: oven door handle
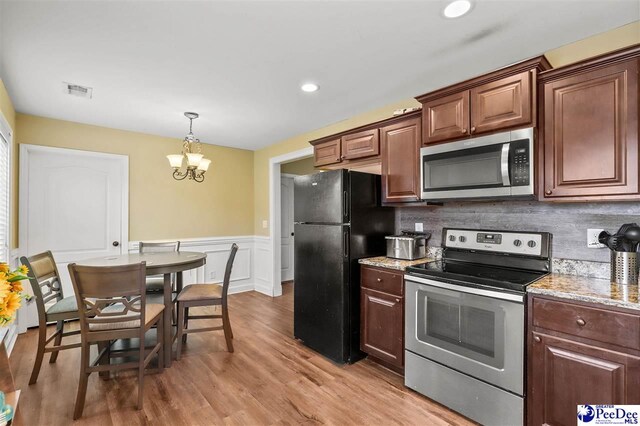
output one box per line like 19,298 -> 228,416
501,143 -> 511,187
404,275 -> 524,303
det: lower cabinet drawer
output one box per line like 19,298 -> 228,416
360,287 -> 403,369
361,266 -> 403,296
532,297 -> 640,351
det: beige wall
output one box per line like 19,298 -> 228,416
0,79 -> 17,250
252,22 -> 640,237
15,114 -> 254,244
0,80 -> 15,132
280,156 -> 316,176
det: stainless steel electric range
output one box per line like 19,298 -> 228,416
404,228 -> 552,426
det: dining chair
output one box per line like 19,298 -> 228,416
68,261 -> 164,419
176,243 -> 238,359
20,251 -> 81,385
139,241 -> 181,292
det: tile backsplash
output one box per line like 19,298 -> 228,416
397,201 -> 639,263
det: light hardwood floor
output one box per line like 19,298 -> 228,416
10,284 -> 472,425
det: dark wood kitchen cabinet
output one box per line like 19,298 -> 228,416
417,56 -> 550,145
313,138 -> 341,167
538,46 -> 640,201
341,128 -> 379,160
527,294 -> 640,426
310,111 -> 424,203
360,265 -> 404,373
380,115 -> 422,203
422,91 -> 469,144
470,70 -> 532,135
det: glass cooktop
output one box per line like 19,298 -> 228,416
405,259 -> 548,294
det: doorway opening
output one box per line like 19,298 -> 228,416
268,146 -> 313,297
279,156 -> 316,294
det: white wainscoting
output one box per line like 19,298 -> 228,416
254,236 -> 273,296
128,235 -> 274,296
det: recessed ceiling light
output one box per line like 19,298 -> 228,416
443,0 -> 472,18
301,83 -> 319,93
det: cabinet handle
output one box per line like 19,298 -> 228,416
395,298 -> 400,303
376,278 -> 382,282
461,128 -> 467,133
576,318 -> 586,326
471,126 -> 476,133
533,335 -> 541,343
545,189 -> 552,195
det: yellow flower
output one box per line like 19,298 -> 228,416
10,281 -> 23,293
19,265 -> 29,275
4,292 -> 21,315
0,279 -> 10,300
0,264 -> 8,274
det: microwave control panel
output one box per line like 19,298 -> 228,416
510,139 -> 530,186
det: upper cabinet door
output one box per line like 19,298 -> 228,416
470,71 -> 532,135
313,138 -> 342,167
381,117 -> 421,203
422,91 -> 470,145
542,59 -> 638,199
341,129 -> 379,160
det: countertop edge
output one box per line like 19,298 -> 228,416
358,256 -> 434,271
527,285 -> 640,311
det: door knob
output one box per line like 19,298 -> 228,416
576,318 -> 586,326
471,126 -> 476,133
533,335 -> 541,343
112,241 -> 120,247
291,232 -> 294,236
545,189 -> 552,195
376,278 -> 382,282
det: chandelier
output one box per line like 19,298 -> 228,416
166,112 -> 211,183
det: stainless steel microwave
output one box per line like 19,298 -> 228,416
420,127 -> 534,201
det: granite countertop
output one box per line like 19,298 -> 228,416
358,256 -> 435,271
528,274 -> 640,311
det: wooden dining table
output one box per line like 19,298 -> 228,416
74,251 -> 207,367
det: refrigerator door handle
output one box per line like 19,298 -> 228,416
343,191 -> 349,220
343,230 -> 349,258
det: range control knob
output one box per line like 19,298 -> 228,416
459,236 -> 467,243
527,240 -> 537,248
448,235 -> 456,242
513,239 -> 522,247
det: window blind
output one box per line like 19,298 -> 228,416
0,132 -> 9,263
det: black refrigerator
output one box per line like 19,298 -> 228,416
293,169 -> 395,364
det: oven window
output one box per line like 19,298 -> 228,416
416,289 -> 505,368
423,144 -> 504,191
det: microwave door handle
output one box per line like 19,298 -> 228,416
501,143 -> 511,186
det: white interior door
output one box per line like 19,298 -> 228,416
20,145 -> 128,327
280,175 -> 295,282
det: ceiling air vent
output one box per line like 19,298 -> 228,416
62,82 -> 93,99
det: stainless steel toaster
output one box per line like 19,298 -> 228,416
385,231 -> 430,260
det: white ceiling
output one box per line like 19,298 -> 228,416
0,1 -> 638,150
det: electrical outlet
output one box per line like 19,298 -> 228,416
209,271 -> 217,280
415,223 -> 424,232
262,220 -> 268,229
587,228 -> 606,248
